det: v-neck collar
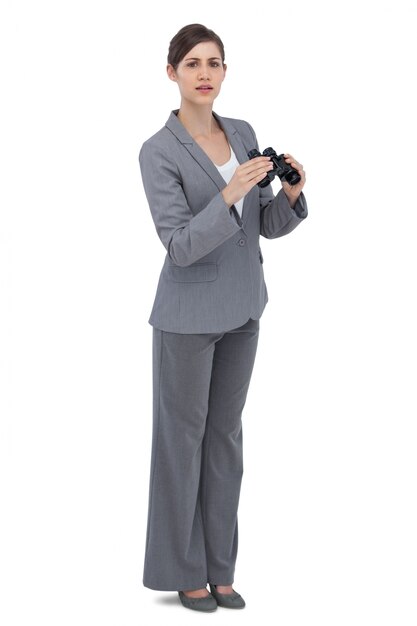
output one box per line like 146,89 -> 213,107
165,109 -> 251,225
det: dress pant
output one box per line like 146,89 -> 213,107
143,316 -> 260,591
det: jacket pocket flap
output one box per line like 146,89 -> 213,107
167,262 -> 218,283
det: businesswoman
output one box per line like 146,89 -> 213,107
138,23 -> 308,612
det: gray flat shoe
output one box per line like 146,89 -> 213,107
178,590 -> 217,612
209,583 -> 246,609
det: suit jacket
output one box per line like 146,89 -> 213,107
139,109 -> 308,334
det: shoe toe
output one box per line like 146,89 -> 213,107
209,584 -> 246,609
178,591 -> 217,612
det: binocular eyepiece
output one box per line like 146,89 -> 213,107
247,147 -> 301,188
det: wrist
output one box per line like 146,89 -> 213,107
221,187 -> 234,208
284,191 -> 299,209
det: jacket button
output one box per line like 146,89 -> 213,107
238,238 -> 246,246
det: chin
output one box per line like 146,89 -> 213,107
195,92 -> 218,103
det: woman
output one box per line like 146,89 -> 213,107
138,24 -> 308,612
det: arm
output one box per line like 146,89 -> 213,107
245,121 -> 308,239
139,141 -> 242,267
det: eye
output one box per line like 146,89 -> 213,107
186,62 -> 197,67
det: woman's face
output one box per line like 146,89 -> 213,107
167,41 -> 227,106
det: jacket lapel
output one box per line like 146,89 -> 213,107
165,109 -> 251,224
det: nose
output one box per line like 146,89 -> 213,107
198,63 -> 211,80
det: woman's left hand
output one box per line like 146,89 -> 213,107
280,153 -> 306,209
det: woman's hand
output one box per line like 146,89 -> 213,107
280,153 -> 306,209
221,156 -> 273,207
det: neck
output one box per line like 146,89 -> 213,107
176,102 -> 219,139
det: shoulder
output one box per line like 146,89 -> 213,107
138,125 -> 182,181
139,126 -> 172,161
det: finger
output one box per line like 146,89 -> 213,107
257,172 -> 269,183
241,158 -> 273,175
245,172 -> 269,187
243,155 -> 271,169
288,160 -> 303,174
284,153 -> 303,171
245,162 -> 273,181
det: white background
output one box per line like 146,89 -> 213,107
1,1 -> 416,624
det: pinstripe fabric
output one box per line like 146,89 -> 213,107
139,109 -> 308,592
143,317 -> 260,591
139,109 -> 308,334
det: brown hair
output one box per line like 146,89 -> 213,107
167,24 -> 225,71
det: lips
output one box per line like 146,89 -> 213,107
196,85 -> 213,90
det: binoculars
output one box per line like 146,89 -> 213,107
247,147 -> 301,188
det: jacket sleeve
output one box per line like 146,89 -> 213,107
245,121 -> 308,239
139,140 -> 242,267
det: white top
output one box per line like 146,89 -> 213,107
214,144 -> 244,217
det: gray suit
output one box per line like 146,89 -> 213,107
139,109 -> 308,334
138,110 -> 308,592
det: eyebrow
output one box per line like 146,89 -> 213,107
184,57 -> 222,61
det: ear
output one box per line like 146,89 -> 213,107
222,63 -> 227,79
167,64 -> 177,82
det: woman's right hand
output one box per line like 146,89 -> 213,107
221,156 -> 273,207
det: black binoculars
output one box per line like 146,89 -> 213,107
247,147 -> 301,188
